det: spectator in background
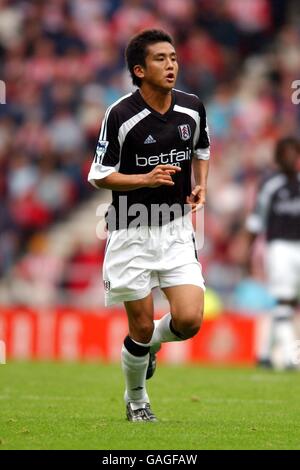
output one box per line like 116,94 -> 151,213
0,0 -> 299,312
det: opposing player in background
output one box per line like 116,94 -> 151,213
245,137 -> 300,369
88,30 -> 210,420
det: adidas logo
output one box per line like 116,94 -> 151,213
144,135 -> 156,144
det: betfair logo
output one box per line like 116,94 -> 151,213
0,80 -> 6,104
136,148 -> 192,167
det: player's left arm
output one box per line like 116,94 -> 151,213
187,102 -> 210,212
187,159 -> 209,212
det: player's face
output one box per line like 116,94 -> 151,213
279,145 -> 300,173
138,42 -> 178,92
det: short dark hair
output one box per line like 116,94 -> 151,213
275,136 -> 300,164
125,29 -> 174,87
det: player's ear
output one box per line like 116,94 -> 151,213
133,65 -> 145,81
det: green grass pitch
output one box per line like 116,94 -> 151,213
1,362 -> 300,450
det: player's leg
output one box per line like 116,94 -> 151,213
149,262 -> 205,346
265,241 -> 299,369
125,293 -> 154,343
145,265 -> 204,381
271,298 -> 298,369
161,284 -> 204,340
122,294 -> 157,421
103,228 -> 158,419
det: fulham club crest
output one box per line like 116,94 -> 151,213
104,280 -> 111,292
178,124 -> 191,141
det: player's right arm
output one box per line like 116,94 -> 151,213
93,165 -> 181,191
88,105 -> 180,191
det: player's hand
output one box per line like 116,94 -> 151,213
144,164 -> 181,188
186,185 -> 206,212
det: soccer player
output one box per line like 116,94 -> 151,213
88,30 -> 210,420
245,137 -> 300,369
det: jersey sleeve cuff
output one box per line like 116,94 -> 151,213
194,147 -> 210,160
87,166 -> 117,188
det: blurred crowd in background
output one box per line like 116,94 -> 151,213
0,0 -> 299,310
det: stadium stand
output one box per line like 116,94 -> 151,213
0,0 -> 299,310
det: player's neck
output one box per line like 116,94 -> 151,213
281,169 -> 297,180
139,85 -> 172,115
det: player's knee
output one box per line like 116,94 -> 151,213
181,319 -> 202,339
173,308 -> 203,339
134,322 -> 154,344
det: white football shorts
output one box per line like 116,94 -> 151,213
102,215 -> 205,306
266,240 -> 300,300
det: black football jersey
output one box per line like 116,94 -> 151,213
88,89 -> 210,229
246,172 -> 300,241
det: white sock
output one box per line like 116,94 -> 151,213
256,315 -> 273,361
149,313 -> 182,346
121,344 -> 149,406
273,305 -> 296,367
